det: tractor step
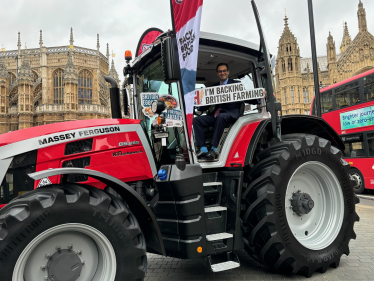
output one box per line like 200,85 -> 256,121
203,182 -> 222,186
208,252 -> 240,272
206,232 -> 233,241
205,206 -> 227,212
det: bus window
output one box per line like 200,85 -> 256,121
341,133 -> 365,158
321,90 -> 332,113
363,74 -> 374,101
368,132 -> 374,157
335,81 -> 359,108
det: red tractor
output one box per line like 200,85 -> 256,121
0,3 -> 358,281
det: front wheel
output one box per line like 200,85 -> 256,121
241,134 -> 359,277
0,184 -> 147,281
349,168 -> 365,194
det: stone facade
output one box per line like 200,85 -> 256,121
0,28 -> 120,133
275,0 -> 374,115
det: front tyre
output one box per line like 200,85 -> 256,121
241,134 -> 359,277
0,184 -> 147,281
349,168 -> 365,194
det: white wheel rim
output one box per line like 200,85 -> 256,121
13,223 -> 116,281
285,161 -> 344,250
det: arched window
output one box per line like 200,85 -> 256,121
53,69 -> 64,104
284,90 -> 287,104
281,59 -> 286,73
32,71 -> 38,83
8,72 -> 16,87
291,87 -> 294,103
306,89 -> 309,103
288,58 -> 293,71
303,88 -> 306,103
78,70 -> 93,104
298,90 -> 300,102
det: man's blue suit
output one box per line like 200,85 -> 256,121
193,79 -> 258,148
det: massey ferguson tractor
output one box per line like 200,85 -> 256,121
0,2 -> 359,281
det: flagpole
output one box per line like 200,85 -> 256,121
307,0 -> 322,117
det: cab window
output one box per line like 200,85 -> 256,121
136,57 -> 189,164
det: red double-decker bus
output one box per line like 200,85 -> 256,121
311,69 -> 374,194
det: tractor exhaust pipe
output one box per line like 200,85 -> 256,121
104,76 -> 122,119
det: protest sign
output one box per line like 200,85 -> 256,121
140,93 -> 183,127
340,105 -> 374,130
194,83 -> 265,106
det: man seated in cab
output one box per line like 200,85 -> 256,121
193,63 -> 262,160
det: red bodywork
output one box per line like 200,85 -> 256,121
0,119 -> 155,200
311,68 -> 374,190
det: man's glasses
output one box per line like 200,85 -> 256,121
217,70 -> 228,73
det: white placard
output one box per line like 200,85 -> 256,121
194,83 -> 265,107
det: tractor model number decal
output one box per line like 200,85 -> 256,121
119,141 -> 140,146
112,149 -> 143,157
0,210 -> 50,261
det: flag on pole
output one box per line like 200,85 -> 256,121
170,0 -> 203,138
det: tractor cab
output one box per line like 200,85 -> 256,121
126,31 -> 269,168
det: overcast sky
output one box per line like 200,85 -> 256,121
0,0 -> 373,80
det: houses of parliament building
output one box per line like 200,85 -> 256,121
0,28 -> 120,133
275,0 -> 374,115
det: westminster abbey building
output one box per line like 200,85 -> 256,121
0,28 -> 120,133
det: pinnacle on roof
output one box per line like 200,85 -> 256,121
340,22 -> 352,52
18,50 -> 32,80
106,43 -> 110,60
358,0 -> 367,33
0,56 -> 8,79
64,49 -> 78,81
39,30 -> 43,47
97,34 -> 100,51
70,27 -> 74,46
17,32 -> 21,48
109,59 -> 119,81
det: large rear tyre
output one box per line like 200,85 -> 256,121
241,134 -> 359,277
0,184 -> 147,281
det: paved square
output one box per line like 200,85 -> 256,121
145,203 -> 374,281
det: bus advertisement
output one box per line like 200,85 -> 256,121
311,68 -> 374,194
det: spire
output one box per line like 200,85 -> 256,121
97,34 -> 100,51
0,56 -> 8,79
106,43 -> 110,60
17,32 -> 21,56
109,59 -> 119,81
17,50 -> 32,81
63,49 -> 78,82
340,22 -> 352,53
39,30 -> 43,48
327,31 -> 337,63
70,27 -> 74,47
358,0 -> 367,33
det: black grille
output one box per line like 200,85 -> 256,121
61,157 -> 91,183
64,139 -> 93,155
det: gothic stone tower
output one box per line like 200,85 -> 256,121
275,15 -> 303,115
0,56 -> 9,133
17,51 -> 34,129
63,50 -> 78,121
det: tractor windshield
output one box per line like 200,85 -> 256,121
136,56 -> 189,164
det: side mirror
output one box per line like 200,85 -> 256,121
161,37 -> 181,84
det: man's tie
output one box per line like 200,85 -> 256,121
214,107 -> 220,118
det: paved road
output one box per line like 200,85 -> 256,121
145,199 -> 374,281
